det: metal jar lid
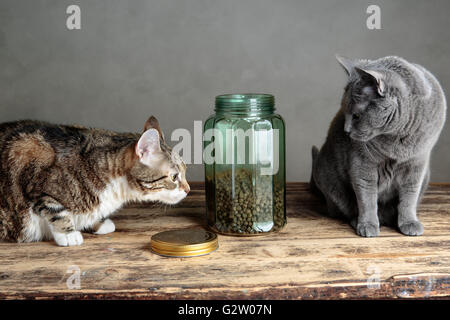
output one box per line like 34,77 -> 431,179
150,229 -> 218,257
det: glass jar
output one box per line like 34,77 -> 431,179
204,94 -> 286,236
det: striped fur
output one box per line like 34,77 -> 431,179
0,117 -> 189,246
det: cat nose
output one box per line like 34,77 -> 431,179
344,122 -> 352,133
344,115 -> 352,133
181,183 -> 190,194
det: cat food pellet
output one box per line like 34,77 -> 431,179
207,169 -> 285,235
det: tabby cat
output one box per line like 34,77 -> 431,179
0,116 -> 189,246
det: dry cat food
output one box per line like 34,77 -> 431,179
208,169 -> 285,235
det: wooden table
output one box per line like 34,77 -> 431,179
0,182 -> 449,300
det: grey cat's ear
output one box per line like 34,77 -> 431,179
143,116 -> 165,141
355,67 -> 386,96
136,128 -> 162,166
336,54 -> 355,76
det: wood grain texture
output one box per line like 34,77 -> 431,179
0,182 -> 449,300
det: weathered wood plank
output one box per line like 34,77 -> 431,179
0,182 -> 449,299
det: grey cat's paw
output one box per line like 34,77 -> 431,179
356,222 -> 379,237
399,220 -> 424,236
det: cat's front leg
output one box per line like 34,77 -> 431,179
351,166 -> 380,237
33,196 -> 83,246
396,160 -> 427,236
92,218 -> 116,235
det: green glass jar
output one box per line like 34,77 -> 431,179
204,94 -> 286,236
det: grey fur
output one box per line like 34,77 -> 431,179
311,55 -> 447,237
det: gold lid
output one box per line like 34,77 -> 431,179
150,229 -> 218,257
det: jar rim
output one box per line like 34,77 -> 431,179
215,93 -> 275,113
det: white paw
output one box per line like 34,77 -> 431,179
94,219 -> 115,235
53,231 -> 84,246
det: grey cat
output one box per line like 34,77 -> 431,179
310,55 -> 447,237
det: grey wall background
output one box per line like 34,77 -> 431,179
0,0 -> 449,181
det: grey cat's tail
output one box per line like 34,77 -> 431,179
309,146 -> 322,196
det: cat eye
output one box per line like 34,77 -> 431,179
352,113 -> 361,120
138,176 -> 167,188
171,173 -> 179,182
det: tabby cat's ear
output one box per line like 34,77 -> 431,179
143,116 -> 165,141
136,129 -> 162,166
336,54 -> 355,76
355,67 -> 386,97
